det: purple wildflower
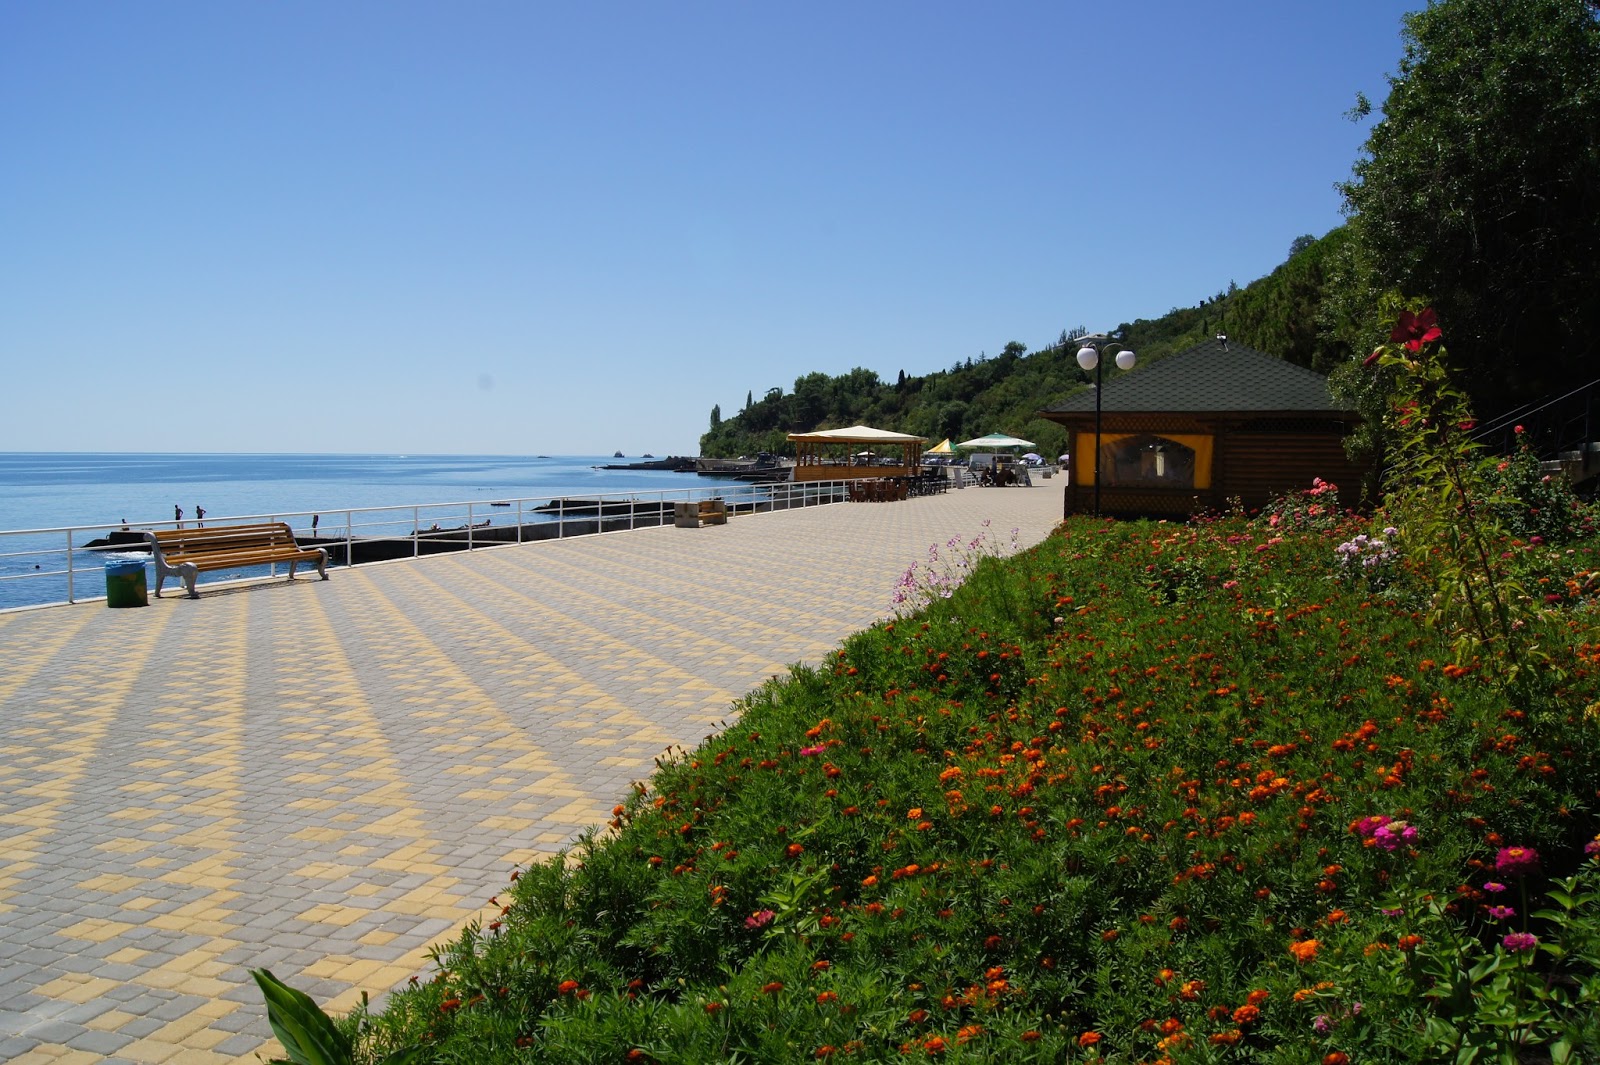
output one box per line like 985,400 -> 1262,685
745,909 -> 775,930
1483,881 -> 1508,894
1486,905 -> 1516,920
1502,932 -> 1538,953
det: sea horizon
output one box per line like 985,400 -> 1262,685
0,452 -> 728,611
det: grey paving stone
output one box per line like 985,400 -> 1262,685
69,1026 -> 136,1053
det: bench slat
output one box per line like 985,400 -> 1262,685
145,522 -> 329,598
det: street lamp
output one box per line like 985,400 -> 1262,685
1075,335 -> 1136,518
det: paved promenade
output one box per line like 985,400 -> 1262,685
0,483 -> 1065,1063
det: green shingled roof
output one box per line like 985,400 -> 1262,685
1040,337 -> 1351,415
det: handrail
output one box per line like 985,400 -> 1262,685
0,480 -> 862,612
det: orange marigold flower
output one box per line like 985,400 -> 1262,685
1210,1030 -> 1242,1045
1077,1031 -> 1103,1047
1324,1055 -> 1350,1065
816,990 -> 838,1004
1231,1004 -> 1260,1025
1020,1030 -> 1041,1042
909,1009 -> 929,1024
923,1036 -> 948,1055
907,808 -> 924,820
704,1001 -> 723,1014
956,1024 -> 984,1044
815,1047 -> 835,1059
861,875 -> 878,887
1289,939 -> 1320,963
557,980 -> 580,996
1398,934 -> 1424,951
761,981 -> 784,995
1246,989 -> 1270,1006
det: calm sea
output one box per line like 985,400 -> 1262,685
0,453 -> 723,610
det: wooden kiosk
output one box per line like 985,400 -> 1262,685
1038,337 -> 1370,518
787,425 -> 927,482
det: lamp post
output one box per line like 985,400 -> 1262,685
1075,335 -> 1136,518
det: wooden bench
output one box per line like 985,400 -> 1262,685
144,522 -> 329,598
673,499 -> 728,528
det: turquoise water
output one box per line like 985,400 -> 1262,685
0,453 -> 736,609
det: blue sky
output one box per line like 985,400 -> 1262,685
1,2 -> 1417,456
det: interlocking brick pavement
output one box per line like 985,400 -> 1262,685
0,482 -> 1065,1062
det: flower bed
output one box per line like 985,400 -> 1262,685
299,499 -> 1600,1063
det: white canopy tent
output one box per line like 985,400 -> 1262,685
787,425 -> 928,482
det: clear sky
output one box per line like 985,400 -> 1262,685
1,1 -> 1418,457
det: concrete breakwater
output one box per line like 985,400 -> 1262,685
80,487 -> 850,568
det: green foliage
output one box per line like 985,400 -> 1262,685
1339,0 -> 1600,411
253,969 -> 422,1065
1366,300 -> 1535,680
305,500 -> 1600,1063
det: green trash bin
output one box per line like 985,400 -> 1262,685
105,558 -> 149,608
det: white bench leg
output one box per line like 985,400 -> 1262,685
181,563 -> 199,599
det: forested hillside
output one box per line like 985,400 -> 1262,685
700,0 -> 1600,462
699,230 -> 1350,462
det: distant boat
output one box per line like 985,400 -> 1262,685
489,501 -> 512,507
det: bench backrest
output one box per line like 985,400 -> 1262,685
150,522 -> 302,559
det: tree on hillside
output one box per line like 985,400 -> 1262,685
1340,0 -> 1600,411
710,404 -> 721,430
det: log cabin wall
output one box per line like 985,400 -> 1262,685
1218,419 -> 1369,511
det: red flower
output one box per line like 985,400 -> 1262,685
1390,308 -> 1442,352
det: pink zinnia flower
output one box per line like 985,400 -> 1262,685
1495,847 -> 1540,878
745,909 -> 775,930
1502,932 -> 1538,953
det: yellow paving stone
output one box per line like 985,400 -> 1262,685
358,928 -> 399,945
106,946 -> 150,963
115,1038 -> 184,1063
145,914 -> 232,936
84,1008 -> 139,1031
295,902 -> 371,927
56,916 -> 133,942
149,1012 -> 218,1042
32,973 -> 117,1002
76,872 -> 144,893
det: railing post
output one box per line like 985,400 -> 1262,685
468,503 -> 475,551
517,501 -> 524,544
66,529 -> 75,604
412,507 -> 419,558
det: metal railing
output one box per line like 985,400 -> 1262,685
0,480 -> 860,612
